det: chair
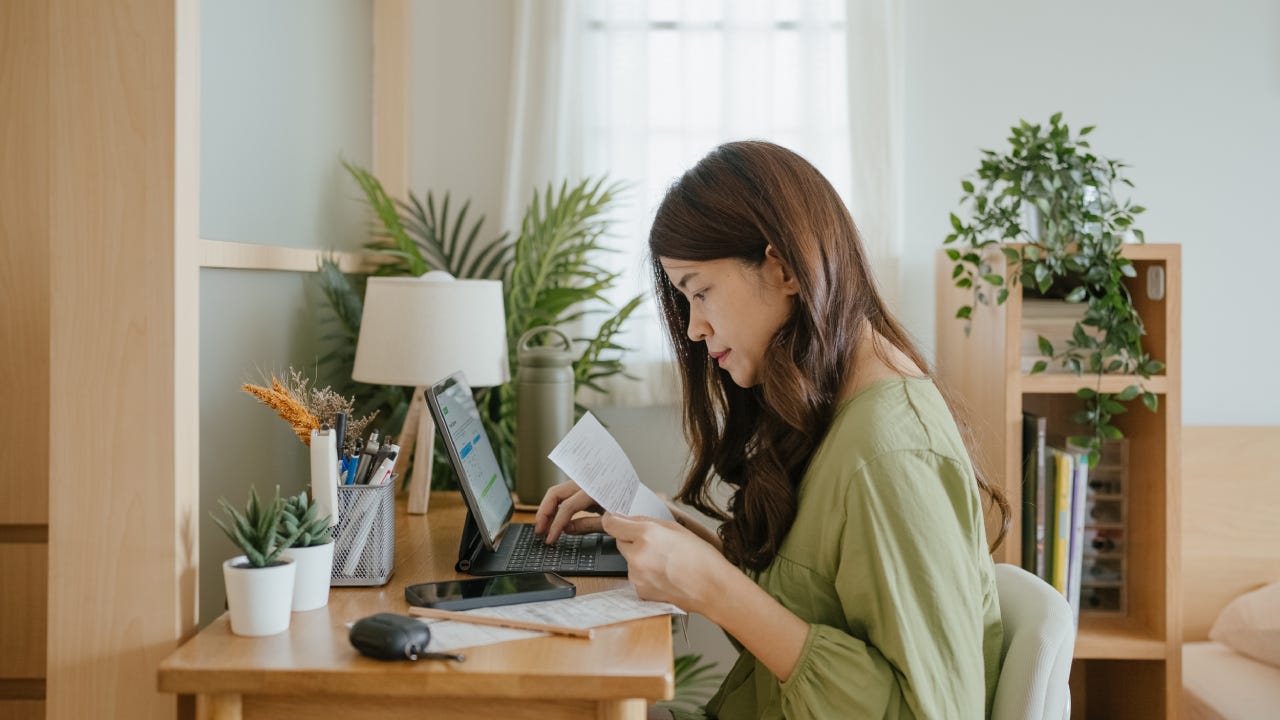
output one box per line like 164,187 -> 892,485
991,563 -> 1076,720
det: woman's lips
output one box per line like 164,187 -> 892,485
711,350 -> 730,366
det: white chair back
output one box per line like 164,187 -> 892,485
991,563 -> 1076,720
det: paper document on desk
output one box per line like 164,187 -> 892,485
547,412 -> 674,521
418,586 -> 685,652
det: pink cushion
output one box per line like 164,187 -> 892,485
1210,581 -> 1280,668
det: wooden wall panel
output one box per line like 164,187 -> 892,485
46,0 -> 200,718
0,0 -> 51,528
1181,426 -> 1280,641
0,544 -> 48,678
0,700 -> 46,720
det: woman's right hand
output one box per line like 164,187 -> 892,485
534,482 -> 604,544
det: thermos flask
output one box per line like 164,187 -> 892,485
515,326 -> 575,505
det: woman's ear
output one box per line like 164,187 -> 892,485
763,245 -> 800,295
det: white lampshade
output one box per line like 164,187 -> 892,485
352,272 -> 509,388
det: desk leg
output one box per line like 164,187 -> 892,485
196,693 -> 242,720
597,698 -> 645,720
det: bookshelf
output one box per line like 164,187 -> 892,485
935,244 -> 1181,719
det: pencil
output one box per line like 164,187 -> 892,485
407,606 -> 593,639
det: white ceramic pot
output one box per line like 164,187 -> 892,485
222,555 -> 295,637
283,541 -> 334,612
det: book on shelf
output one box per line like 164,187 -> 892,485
1021,412 -> 1049,578
1019,298 -> 1110,373
1048,447 -> 1073,595
1021,418 -> 1092,625
1064,442 -> 1090,625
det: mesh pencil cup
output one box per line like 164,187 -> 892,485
331,481 -> 395,586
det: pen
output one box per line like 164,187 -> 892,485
333,411 -> 347,462
406,606 -> 593,639
354,431 -> 379,485
366,438 -> 394,484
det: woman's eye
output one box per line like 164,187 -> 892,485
692,292 -> 705,302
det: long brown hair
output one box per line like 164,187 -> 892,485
649,141 -> 1009,571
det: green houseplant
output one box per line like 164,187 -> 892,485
943,113 -> 1163,463
279,490 -> 334,612
212,486 -> 304,636
317,162 -> 642,487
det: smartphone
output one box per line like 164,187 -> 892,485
404,571 -> 576,611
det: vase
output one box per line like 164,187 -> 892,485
284,541 -> 334,612
223,555 -> 295,636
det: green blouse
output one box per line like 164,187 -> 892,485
677,377 -> 1002,719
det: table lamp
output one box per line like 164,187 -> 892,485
353,272 -> 508,514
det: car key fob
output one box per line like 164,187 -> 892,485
349,612 -> 464,662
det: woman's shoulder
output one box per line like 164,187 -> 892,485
799,378 -> 971,496
832,377 -> 961,455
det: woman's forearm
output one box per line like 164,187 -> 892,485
699,562 -> 809,682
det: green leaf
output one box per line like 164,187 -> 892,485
997,288 -> 1009,304
1038,335 -> 1055,357
1065,286 -> 1088,303
952,263 -> 964,278
962,180 -> 975,193
1080,125 -> 1096,135
1030,360 -> 1048,374
1101,424 -> 1124,440
1116,384 -> 1141,401
1102,400 -> 1127,415
1119,262 -> 1137,278
1075,387 -> 1096,399
950,213 -> 964,232
1142,392 -> 1159,413
946,249 -> 961,261
956,306 -> 972,320
983,273 -> 1004,287
1001,247 -> 1021,262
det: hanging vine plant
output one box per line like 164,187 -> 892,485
943,113 -> 1164,464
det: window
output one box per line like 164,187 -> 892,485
576,0 -> 852,405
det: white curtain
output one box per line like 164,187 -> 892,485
502,0 -> 903,407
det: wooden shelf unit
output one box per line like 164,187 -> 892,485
935,244 -> 1181,719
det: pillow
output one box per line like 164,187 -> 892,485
1210,581 -> 1280,668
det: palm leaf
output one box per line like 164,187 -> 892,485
396,190 -> 512,280
341,160 -> 427,276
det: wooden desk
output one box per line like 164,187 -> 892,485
158,493 -> 674,719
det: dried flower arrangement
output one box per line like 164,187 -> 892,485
242,367 -> 377,456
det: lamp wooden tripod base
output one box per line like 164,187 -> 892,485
395,387 -> 435,514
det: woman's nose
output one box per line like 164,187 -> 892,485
686,305 -> 710,342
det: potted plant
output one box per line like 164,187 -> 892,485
279,490 -> 334,612
319,164 -> 642,486
943,113 -> 1163,463
212,486 -> 304,636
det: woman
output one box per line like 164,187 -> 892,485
535,141 -> 1010,719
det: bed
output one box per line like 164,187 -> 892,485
1182,641 -> 1280,720
1181,427 -> 1280,720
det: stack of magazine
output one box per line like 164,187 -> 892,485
1021,413 -> 1128,625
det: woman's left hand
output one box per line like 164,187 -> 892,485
601,512 -> 733,614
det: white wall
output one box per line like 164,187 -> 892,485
411,0 -> 515,226
904,0 -> 1280,424
199,0 -> 373,626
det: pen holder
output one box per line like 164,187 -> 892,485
332,480 -> 396,586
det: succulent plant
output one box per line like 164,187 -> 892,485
279,491 -> 333,548
211,486 -> 302,568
